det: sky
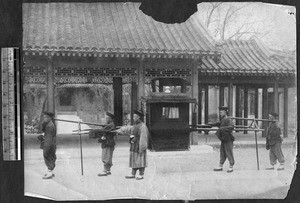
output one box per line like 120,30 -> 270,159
197,2 -> 296,51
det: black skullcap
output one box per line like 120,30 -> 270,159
106,112 -> 115,119
43,111 -> 55,117
133,110 -> 144,118
270,112 -> 279,118
218,106 -> 229,111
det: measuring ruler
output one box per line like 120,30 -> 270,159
1,47 -> 21,161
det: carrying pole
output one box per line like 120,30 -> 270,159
255,131 -> 259,170
78,121 -> 84,175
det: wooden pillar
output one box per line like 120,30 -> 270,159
219,85 -> 224,107
151,79 -> 156,92
274,81 -> 279,114
198,84 -> 203,124
243,86 -> 248,134
283,87 -> 288,137
131,81 -> 138,125
137,57 -> 145,109
191,61 -> 199,144
113,77 -> 123,126
235,86 -> 241,127
158,79 -> 164,92
181,81 -> 187,93
262,87 -> 269,137
254,88 -> 259,125
228,81 -> 233,116
46,56 -> 55,113
204,85 -> 209,124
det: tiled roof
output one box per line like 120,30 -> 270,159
200,37 -> 296,76
23,2 -> 217,58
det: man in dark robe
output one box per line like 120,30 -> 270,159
41,111 -> 57,179
116,110 -> 149,180
208,106 -> 235,173
98,112 -> 116,176
265,112 -> 285,170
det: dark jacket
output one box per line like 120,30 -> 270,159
266,122 -> 282,148
43,120 -> 56,147
99,121 -> 116,148
210,117 -> 234,143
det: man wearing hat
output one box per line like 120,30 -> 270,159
265,112 -> 285,170
41,111 -> 57,179
98,112 -> 116,176
208,106 -> 235,173
116,110 -> 149,180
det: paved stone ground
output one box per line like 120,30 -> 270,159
24,132 -> 297,201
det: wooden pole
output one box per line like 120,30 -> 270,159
78,121 -> 84,175
255,131 -> 260,170
283,87 -> 288,137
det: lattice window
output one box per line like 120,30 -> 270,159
23,66 -> 46,76
145,68 -> 191,77
55,67 -> 137,77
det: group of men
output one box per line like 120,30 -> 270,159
39,109 -> 149,180
97,110 -> 149,180
39,106 -> 285,179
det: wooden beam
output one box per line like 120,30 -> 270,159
283,87 -> 288,137
46,56 -> 55,113
113,77 -> 123,126
243,86 -> 248,134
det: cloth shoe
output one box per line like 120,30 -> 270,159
98,171 -> 109,176
213,167 -> 223,171
43,170 -> 54,179
136,175 -> 144,180
125,175 -> 135,179
265,166 -> 275,170
277,165 -> 284,171
227,168 -> 233,173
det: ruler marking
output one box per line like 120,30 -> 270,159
2,47 -> 21,161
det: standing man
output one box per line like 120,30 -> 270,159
265,112 -> 285,170
116,110 -> 149,180
209,106 -> 235,173
42,111 -> 57,179
98,112 -> 116,176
